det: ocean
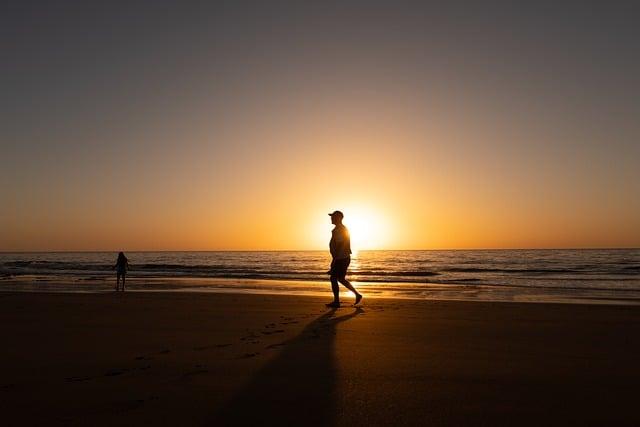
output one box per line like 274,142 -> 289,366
1,249 -> 639,304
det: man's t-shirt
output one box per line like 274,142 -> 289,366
330,224 -> 352,259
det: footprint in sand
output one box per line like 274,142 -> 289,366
261,329 -> 285,336
193,345 -> 210,351
194,342 -> 233,351
240,333 -> 259,340
237,352 -> 260,359
240,334 -> 261,344
135,355 -> 154,361
266,342 -> 286,350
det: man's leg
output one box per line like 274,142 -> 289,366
338,277 -> 360,296
338,277 -> 362,304
330,276 -> 340,303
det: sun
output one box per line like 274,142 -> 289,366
340,208 -> 388,251
309,205 -> 391,251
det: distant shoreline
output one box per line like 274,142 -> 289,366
1,247 -> 639,253
2,276 -> 639,306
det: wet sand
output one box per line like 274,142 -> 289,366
0,292 -> 639,426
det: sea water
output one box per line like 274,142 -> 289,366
1,249 -> 638,304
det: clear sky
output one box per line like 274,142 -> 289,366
2,1 -> 639,251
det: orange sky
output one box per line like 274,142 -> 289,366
3,94 -> 638,251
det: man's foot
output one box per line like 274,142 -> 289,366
325,301 -> 341,308
354,294 -> 363,305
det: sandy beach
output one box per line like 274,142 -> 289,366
1,291 -> 639,426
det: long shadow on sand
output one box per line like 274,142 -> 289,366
214,307 -> 364,426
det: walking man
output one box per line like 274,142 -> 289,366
326,210 -> 362,308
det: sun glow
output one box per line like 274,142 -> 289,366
339,207 -> 388,251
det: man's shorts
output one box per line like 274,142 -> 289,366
330,257 -> 350,279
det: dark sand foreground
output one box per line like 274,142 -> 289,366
1,292 -> 639,426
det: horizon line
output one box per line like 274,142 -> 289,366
1,247 -> 638,254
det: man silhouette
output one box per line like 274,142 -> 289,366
326,211 -> 362,308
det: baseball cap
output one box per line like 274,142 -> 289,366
328,210 -> 344,219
